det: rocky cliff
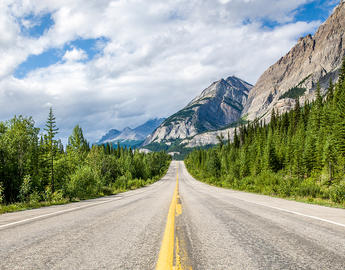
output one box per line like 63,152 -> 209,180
143,76 -> 252,146
243,0 -> 345,121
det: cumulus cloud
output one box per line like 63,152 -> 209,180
0,0 -> 336,143
63,48 -> 87,62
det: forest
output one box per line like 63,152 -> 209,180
185,59 -> 345,206
0,111 -> 171,212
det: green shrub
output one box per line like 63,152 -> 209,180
330,182 -> 345,203
68,166 -> 101,199
44,186 -> 53,201
278,177 -> 297,197
101,186 -> 114,196
297,178 -> 321,198
115,175 -> 128,190
51,190 -> 64,202
29,191 -> 41,203
19,175 -> 32,202
0,183 -> 4,204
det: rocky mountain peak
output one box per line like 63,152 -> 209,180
143,76 -> 252,146
189,76 -> 251,106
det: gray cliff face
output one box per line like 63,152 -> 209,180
243,1 -> 345,121
143,76 -> 252,145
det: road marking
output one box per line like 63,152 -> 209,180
176,194 -> 182,216
184,166 -> 345,229
248,201 -> 345,228
0,197 -> 123,230
0,176 -> 170,230
156,169 -> 179,270
174,236 -> 182,270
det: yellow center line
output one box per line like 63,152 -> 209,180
156,166 -> 179,270
174,236 -> 182,270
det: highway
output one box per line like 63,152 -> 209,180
0,161 -> 345,269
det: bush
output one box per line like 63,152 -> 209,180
68,166 -> 100,199
278,177 -> 297,197
44,186 -> 53,201
115,175 -> 128,190
29,191 -> 41,203
19,175 -> 32,202
330,182 -> 345,203
297,178 -> 321,198
0,183 -> 4,204
51,190 -> 64,202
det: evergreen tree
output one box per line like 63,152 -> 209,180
67,125 -> 88,153
44,108 -> 59,193
338,56 -> 345,85
327,78 -> 334,102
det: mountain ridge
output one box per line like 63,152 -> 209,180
143,76 -> 253,147
98,118 -> 165,147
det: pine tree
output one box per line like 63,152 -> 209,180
44,107 -> 59,193
338,56 -> 345,85
67,125 -> 88,153
314,82 -> 323,130
336,78 -> 345,156
216,133 -> 224,150
234,128 -> 240,148
327,78 -> 334,102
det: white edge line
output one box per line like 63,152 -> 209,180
241,200 -> 345,229
0,173 -> 170,230
184,166 -> 345,229
0,197 -> 121,230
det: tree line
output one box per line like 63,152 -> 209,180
0,110 -> 171,205
185,58 -> 345,205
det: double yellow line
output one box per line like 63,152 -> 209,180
156,166 -> 187,270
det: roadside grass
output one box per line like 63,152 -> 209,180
285,196 -> 345,209
0,199 -> 70,215
186,168 -> 345,209
0,167 -> 170,215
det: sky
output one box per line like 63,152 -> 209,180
0,0 -> 340,143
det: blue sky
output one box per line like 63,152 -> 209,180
294,0 -> 338,22
0,0 -> 341,143
14,36 -> 108,78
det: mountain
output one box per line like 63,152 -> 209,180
243,0 -> 345,122
143,76 -> 253,146
97,129 -> 121,144
165,0 -> 345,149
144,1 -> 345,151
98,118 -> 165,148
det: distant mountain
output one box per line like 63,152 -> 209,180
143,76 -> 252,146
97,129 -> 121,144
98,118 -> 165,148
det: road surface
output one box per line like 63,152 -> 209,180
0,161 -> 344,269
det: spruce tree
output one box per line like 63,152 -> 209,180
327,78 -> 334,102
67,125 -> 88,153
44,107 -> 59,193
338,56 -> 345,85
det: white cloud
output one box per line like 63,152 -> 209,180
0,0 -> 332,143
63,48 -> 87,62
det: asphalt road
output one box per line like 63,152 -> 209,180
0,161 -> 345,269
